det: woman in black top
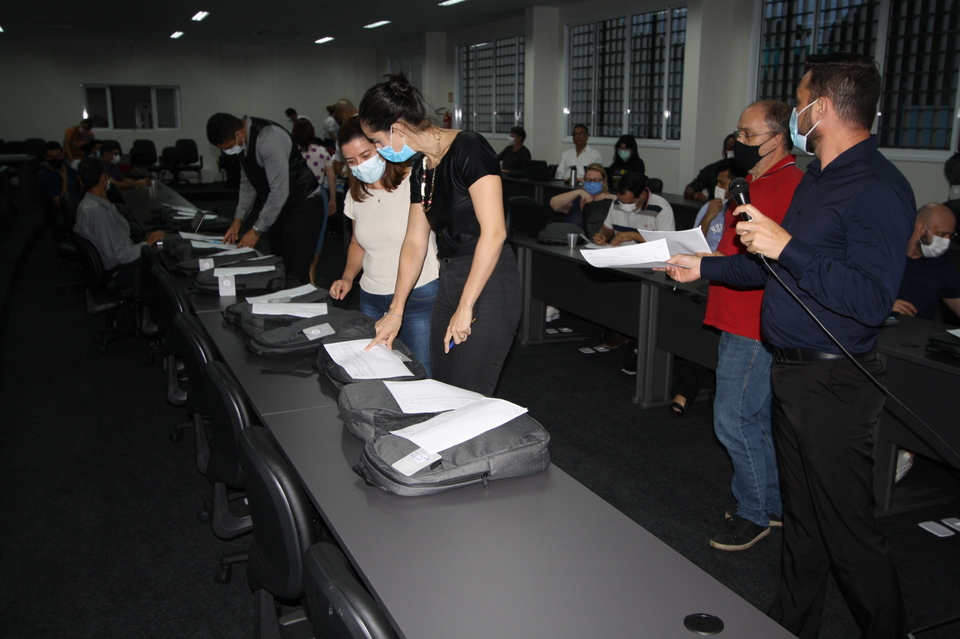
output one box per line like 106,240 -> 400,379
358,73 -> 520,395
607,134 -> 645,183
497,126 -> 532,171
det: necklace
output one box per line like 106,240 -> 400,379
421,128 -> 443,213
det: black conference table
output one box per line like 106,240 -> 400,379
514,235 -> 717,407
514,234 -> 960,515
125,185 -> 795,638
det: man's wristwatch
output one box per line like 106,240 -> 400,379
252,227 -> 263,237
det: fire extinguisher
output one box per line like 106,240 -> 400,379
442,109 -> 452,129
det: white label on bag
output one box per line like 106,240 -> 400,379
303,323 -> 335,341
391,448 -> 442,477
198,258 -> 214,272
217,274 -> 235,297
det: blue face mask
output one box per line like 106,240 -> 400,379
617,149 -> 631,161
350,154 -> 386,184
583,181 -> 604,195
377,129 -> 416,163
789,99 -> 819,156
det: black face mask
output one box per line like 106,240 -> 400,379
732,139 -> 772,172
47,158 -> 64,169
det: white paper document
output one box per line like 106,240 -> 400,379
190,240 -> 239,251
163,203 -> 198,213
638,228 -> 712,256
391,398 -> 528,454
212,265 -> 276,277
383,379 -> 484,414
949,328 -> 960,339
250,303 -> 328,318
246,284 -> 317,304
322,339 -> 413,380
179,232 -> 223,241
175,213 -> 217,220
580,238 -> 681,269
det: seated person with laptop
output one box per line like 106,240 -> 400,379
73,158 -> 165,288
100,141 -> 151,191
497,126 -> 532,171
592,172 -> 675,246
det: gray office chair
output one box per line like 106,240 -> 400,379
240,426 -> 331,639
152,266 -> 192,406
646,177 -> 664,193
130,139 -> 162,178
74,235 -> 136,352
302,543 -> 398,639
204,360 -> 256,583
172,312 -> 216,475
174,139 -> 203,184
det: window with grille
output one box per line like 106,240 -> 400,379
458,36 -> 525,133
81,85 -> 181,130
568,8 -> 686,141
758,0 -> 960,151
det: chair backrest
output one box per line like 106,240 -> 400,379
60,192 -> 80,230
240,426 -> 320,601
175,139 -> 200,164
74,235 -> 108,291
161,146 -> 178,168
508,195 -> 552,234
302,543 -> 399,639
173,312 -> 219,413
24,138 -> 47,158
204,360 -> 255,488
152,266 -> 192,343
646,177 -> 664,194
130,139 -> 158,166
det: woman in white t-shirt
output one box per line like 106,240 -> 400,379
329,117 -> 439,375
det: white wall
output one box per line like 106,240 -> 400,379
0,34 -> 379,180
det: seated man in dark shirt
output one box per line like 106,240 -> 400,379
73,158 -> 164,288
38,141 -> 81,214
100,140 -> 151,190
893,202 -> 960,322
497,126 -> 532,171
683,133 -> 736,201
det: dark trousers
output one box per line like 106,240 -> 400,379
430,248 -> 521,396
267,195 -> 323,285
768,355 -> 905,639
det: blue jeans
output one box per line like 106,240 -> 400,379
313,190 -> 330,255
360,279 -> 439,377
713,331 -> 781,527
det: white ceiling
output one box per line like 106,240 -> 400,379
1,0 -> 582,48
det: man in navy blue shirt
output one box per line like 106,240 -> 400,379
894,202 -> 960,322
665,52 -> 914,639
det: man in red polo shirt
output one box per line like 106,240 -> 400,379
705,101 -> 803,551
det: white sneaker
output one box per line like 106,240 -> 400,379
895,449 -> 914,483
545,305 -> 560,322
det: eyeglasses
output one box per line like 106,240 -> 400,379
572,131 -> 588,137
927,226 -> 959,240
732,129 -> 775,142
583,177 -> 604,183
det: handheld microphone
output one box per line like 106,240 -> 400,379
728,177 -> 752,221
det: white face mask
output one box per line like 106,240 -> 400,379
921,227 -> 951,258
617,200 -> 638,213
714,186 -> 727,201
223,132 -> 245,155
112,154 -> 121,165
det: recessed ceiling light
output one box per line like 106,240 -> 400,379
192,11 -> 209,21
171,31 -> 184,39
0,25 -> 4,32
363,20 -> 391,29
439,0 -> 467,5
315,36 -> 334,44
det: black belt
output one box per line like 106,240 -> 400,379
773,347 -> 872,362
